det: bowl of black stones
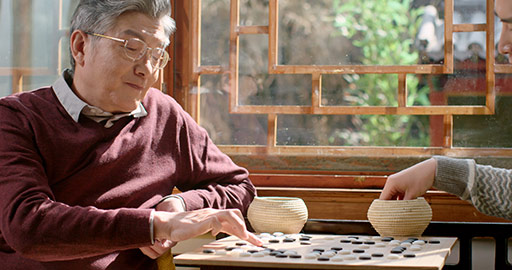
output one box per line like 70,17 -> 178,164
367,197 -> 432,237
247,196 -> 308,234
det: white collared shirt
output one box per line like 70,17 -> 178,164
52,70 -> 147,127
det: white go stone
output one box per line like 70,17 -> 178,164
323,251 -> 336,257
273,232 -> 284,237
215,250 -> 227,255
387,254 -> 400,260
305,253 -> 319,259
331,256 -> 344,262
284,250 -> 298,256
410,245 -> 422,251
375,243 -> 387,248
413,240 -> 426,245
338,250 -> 351,255
389,240 -> 401,246
344,255 -> 357,260
360,245 -> 370,249
252,252 -> 265,257
259,233 -> 272,238
239,252 -> 251,257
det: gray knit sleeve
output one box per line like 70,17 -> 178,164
433,155 -> 512,220
432,155 -> 475,201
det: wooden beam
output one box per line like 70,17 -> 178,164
230,105 -> 493,115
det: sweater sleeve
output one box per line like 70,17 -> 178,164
433,155 -> 512,220
171,103 -> 257,215
0,102 -> 153,261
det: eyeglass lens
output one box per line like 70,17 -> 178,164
124,39 -> 168,69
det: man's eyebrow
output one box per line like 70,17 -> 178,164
121,29 -> 169,47
495,10 -> 512,23
122,29 -> 145,40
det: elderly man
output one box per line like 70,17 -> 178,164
0,0 -> 261,269
380,0 -> 512,220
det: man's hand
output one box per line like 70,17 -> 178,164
379,158 -> 437,200
140,197 -> 185,259
154,208 -> 263,247
140,239 -> 176,259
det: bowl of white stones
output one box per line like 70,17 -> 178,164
247,196 -> 308,234
367,197 -> 432,237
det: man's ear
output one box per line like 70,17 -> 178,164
70,30 -> 88,67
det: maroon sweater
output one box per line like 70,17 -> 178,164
0,87 -> 256,269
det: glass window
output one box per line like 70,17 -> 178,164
0,0 -> 78,97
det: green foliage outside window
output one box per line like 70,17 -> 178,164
332,0 -> 431,146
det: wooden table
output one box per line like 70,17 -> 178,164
174,234 -> 457,270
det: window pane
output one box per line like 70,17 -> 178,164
278,0 -> 429,66
200,74 -> 267,145
453,92 -> 512,148
0,0 -> 78,96
239,35 -> 311,105
201,0 -> 230,66
240,0 -> 268,26
277,114 -> 431,147
323,74 -> 398,106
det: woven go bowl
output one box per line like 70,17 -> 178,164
247,196 -> 308,234
367,197 -> 432,237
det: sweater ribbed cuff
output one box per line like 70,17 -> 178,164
149,210 -> 155,245
433,155 -> 476,200
157,194 -> 186,211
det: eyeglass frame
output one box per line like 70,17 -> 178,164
84,31 -> 170,70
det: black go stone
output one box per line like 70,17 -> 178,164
235,242 -> 246,246
300,241 -> 312,245
391,249 -> 404,254
351,241 -> 363,245
299,237 -> 311,241
290,254 -> 302,259
225,247 -> 237,251
269,251 -> 281,256
268,239 -> 280,243
429,240 -> 441,244
353,249 -> 365,253
371,253 -> 384,257
340,239 -> 351,243
404,254 -> 416,258
364,241 -> 375,245
382,237 -> 394,242
283,238 -> 296,242
248,250 -> 259,253
317,257 -> 330,261
331,247 -> 343,251
359,256 -> 372,260
202,249 -> 215,254
275,254 -> 288,258
313,248 -> 325,252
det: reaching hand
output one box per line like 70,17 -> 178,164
154,208 -> 263,247
140,196 -> 185,259
140,239 -> 177,259
379,158 -> 437,200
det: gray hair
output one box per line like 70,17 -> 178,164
69,0 -> 176,70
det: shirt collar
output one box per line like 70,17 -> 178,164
52,69 -> 148,123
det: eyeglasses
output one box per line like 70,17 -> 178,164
85,31 -> 169,70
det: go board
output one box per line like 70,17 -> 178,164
174,233 -> 457,270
